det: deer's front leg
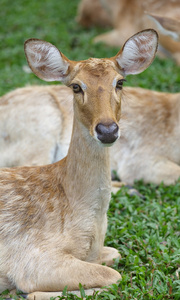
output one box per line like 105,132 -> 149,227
15,255 -> 121,297
23,289 -> 102,300
99,246 -> 121,266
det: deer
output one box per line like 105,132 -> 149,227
0,29 -> 158,300
77,0 -> 180,65
112,87 -> 180,186
1,84 -> 180,186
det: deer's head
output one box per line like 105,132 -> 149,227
24,29 -> 158,146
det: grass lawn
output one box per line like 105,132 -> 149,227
0,0 -> 180,299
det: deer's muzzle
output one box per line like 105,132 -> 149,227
95,122 -> 119,144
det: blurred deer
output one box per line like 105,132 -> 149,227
1,85 -> 180,186
0,30 -> 158,300
77,0 -> 180,65
113,87 -> 180,185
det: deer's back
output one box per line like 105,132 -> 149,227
110,87 -> 180,180
121,87 -> 180,150
0,85 -> 73,167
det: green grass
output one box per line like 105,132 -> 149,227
106,182 -> 180,299
0,0 -> 180,299
1,0 -> 180,95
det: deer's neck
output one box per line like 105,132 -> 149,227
62,118 -> 111,211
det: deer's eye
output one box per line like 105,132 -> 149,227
116,79 -> 126,90
72,84 -> 82,93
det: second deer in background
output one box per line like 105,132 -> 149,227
0,81 -> 180,185
77,0 -> 180,65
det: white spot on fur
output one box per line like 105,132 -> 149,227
112,78 -> 117,88
80,81 -> 87,91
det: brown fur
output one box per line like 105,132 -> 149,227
0,30 -> 158,299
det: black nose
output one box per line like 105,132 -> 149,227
95,122 -> 119,144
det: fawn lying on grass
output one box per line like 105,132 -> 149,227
0,29 -> 158,299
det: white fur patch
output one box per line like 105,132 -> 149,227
112,78 -> 117,88
80,81 -> 87,91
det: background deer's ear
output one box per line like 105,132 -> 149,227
115,29 -> 158,76
24,39 -> 70,82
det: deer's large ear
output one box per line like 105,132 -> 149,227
115,29 -> 158,76
24,39 -> 70,82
